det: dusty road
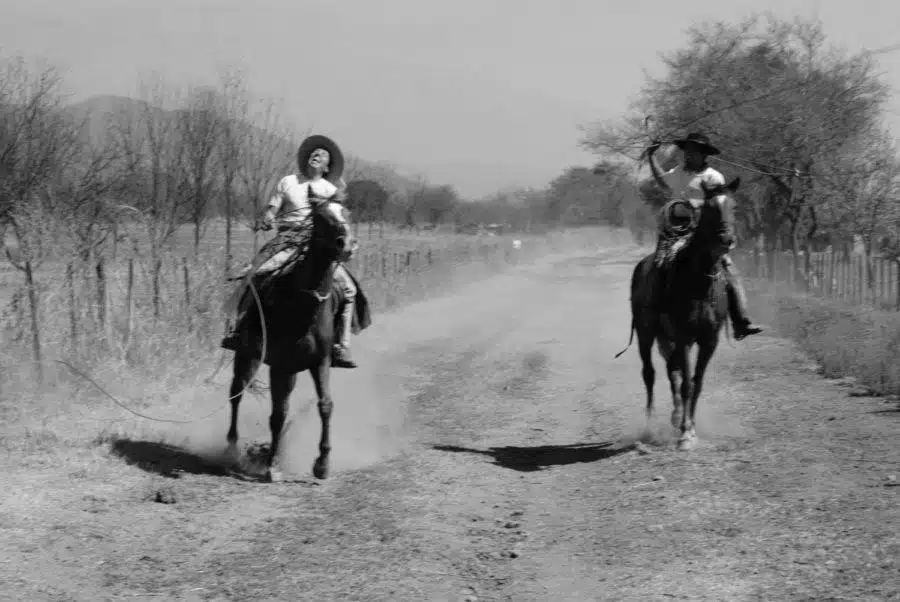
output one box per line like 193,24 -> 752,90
2,246 -> 899,601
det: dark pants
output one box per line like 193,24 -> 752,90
722,254 -> 753,328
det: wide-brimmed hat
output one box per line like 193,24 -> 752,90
673,132 -> 720,156
297,134 -> 345,183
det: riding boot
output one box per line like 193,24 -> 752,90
722,256 -> 763,340
332,298 -> 357,368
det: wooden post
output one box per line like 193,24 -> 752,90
182,257 -> 190,308
96,258 -> 107,330
24,261 -> 43,383
67,262 -> 77,351
858,256 -> 865,306
125,257 -> 134,348
152,256 -> 162,319
896,261 -> 900,311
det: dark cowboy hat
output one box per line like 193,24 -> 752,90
672,132 -> 720,156
297,134 -> 345,184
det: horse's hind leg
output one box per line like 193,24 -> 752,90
680,341 -> 717,451
266,368 -> 296,483
226,352 -> 259,463
310,359 -> 333,480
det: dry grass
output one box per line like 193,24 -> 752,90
744,275 -> 900,397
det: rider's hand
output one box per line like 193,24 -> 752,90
255,217 -> 273,232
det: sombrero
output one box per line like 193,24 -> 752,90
672,132 -> 720,156
297,134 -> 345,184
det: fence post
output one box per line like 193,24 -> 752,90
182,257 -> 191,308
125,257 -> 134,349
24,261 -> 43,383
96,258 -> 107,333
152,256 -> 162,319
858,256 -> 865,306
894,260 -> 900,311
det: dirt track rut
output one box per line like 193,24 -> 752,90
2,246 -> 899,601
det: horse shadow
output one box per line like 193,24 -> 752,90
431,441 -> 633,472
107,437 -> 263,482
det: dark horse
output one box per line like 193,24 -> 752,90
617,177 -> 740,450
224,200 -> 353,482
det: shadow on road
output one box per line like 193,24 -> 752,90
108,437 -> 260,481
431,441 -> 634,472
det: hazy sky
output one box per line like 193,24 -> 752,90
2,0 -> 899,197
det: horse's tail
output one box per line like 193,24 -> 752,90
614,315 -> 636,359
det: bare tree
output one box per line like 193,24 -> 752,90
238,97 -> 297,254
178,84 -> 225,257
215,68 -> 250,276
111,73 -> 191,317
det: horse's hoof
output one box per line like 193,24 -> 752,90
677,435 -> 696,451
266,469 -> 284,483
312,458 -> 329,480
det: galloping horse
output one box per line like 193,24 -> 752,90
225,199 -> 353,482
618,177 -> 741,450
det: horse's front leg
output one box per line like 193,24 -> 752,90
675,345 -> 696,451
310,357 -> 333,480
682,340 -> 717,451
658,337 -> 683,431
266,367 -> 296,483
226,351 -> 260,464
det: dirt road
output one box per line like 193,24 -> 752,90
2,246 -> 898,601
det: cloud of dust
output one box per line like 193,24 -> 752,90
156,349 -> 416,479
160,270 -> 507,478
617,377 -> 747,450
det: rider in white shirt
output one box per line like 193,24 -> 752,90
646,132 -> 763,340
223,135 -> 362,368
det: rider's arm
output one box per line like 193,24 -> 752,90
262,177 -> 287,226
333,177 -> 349,204
647,145 -> 675,193
705,169 -> 736,251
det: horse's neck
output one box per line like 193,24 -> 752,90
293,245 -> 334,294
677,236 -> 715,277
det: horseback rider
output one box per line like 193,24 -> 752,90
221,134 -> 366,368
645,132 -> 763,340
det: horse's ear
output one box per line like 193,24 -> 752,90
726,177 -> 741,192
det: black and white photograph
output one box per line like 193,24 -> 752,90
0,1 -> 898,600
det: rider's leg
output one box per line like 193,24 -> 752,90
221,283 -> 250,350
331,264 -> 357,368
722,254 -> 763,340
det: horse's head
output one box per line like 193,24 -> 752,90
696,176 -> 740,263
309,200 -> 353,263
